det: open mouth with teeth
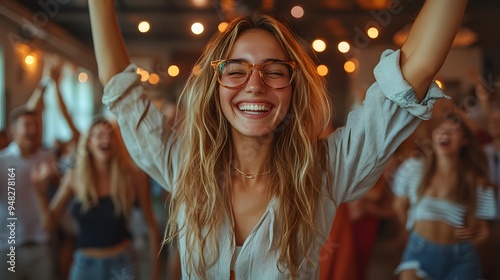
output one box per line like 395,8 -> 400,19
438,139 -> 451,147
237,103 -> 272,115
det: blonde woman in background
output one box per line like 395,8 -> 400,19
33,117 -> 160,280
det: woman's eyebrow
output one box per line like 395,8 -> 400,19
225,58 -> 289,64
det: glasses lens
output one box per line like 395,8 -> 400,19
261,62 -> 293,89
216,61 -> 250,88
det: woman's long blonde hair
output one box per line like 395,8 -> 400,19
418,113 -> 489,214
73,117 -> 136,216
166,11 -> 334,278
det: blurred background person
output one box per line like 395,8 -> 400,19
33,117 -> 160,280
0,105 -> 58,280
482,103 -> 500,279
393,113 -> 496,280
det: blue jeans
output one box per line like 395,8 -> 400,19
395,232 -> 482,280
69,248 -> 135,280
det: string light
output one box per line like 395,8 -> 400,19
78,72 -> 88,83
367,27 -> 379,39
344,60 -> 356,73
139,69 -> 149,82
312,39 -> 326,52
191,22 -> 204,35
291,6 -> 304,18
218,22 -> 228,32
24,54 -> 35,65
317,65 -> 328,76
138,21 -> 151,33
148,73 -> 160,85
168,65 -> 180,77
338,41 -> 350,53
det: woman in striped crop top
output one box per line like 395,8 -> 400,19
393,113 -> 497,280
34,117 -> 160,280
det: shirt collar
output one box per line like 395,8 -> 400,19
5,142 -> 21,156
5,142 -> 42,158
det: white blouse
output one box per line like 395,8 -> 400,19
103,49 -> 446,279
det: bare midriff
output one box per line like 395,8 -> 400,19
80,238 -> 131,258
414,221 -> 461,244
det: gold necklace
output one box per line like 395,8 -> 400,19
231,163 -> 271,179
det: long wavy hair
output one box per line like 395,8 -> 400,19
165,10 -> 334,278
418,113 -> 489,215
73,117 -> 136,217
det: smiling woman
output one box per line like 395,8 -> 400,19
88,0 -> 467,278
217,29 -> 294,138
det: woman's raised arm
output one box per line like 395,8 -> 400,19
89,1 -> 177,191
401,0 -> 467,101
88,0 -> 130,86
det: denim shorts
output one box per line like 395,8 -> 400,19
69,247 -> 135,280
394,232 -> 482,280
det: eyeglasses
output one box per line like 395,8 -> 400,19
211,59 -> 297,89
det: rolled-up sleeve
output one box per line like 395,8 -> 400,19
103,64 -> 178,192
328,49 -> 449,203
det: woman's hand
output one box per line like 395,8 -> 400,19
456,220 -> 490,246
31,160 -> 59,194
454,226 -> 477,241
30,160 -> 59,232
47,55 -> 64,84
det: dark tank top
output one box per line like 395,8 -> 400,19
71,197 -> 131,248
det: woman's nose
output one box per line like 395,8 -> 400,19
245,69 -> 264,93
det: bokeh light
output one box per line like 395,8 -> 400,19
218,22 -> 228,32
317,65 -> 328,76
291,6 -> 304,18
138,21 -> 151,33
367,27 -> 379,39
24,54 -> 35,65
78,72 -> 88,83
168,65 -> 180,77
344,60 -> 356,73
191,22 -> 204,35
148,73 -> 160,85
338,41 -> 350,53
312,39 -> 326,52
139,69 -> 149,82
